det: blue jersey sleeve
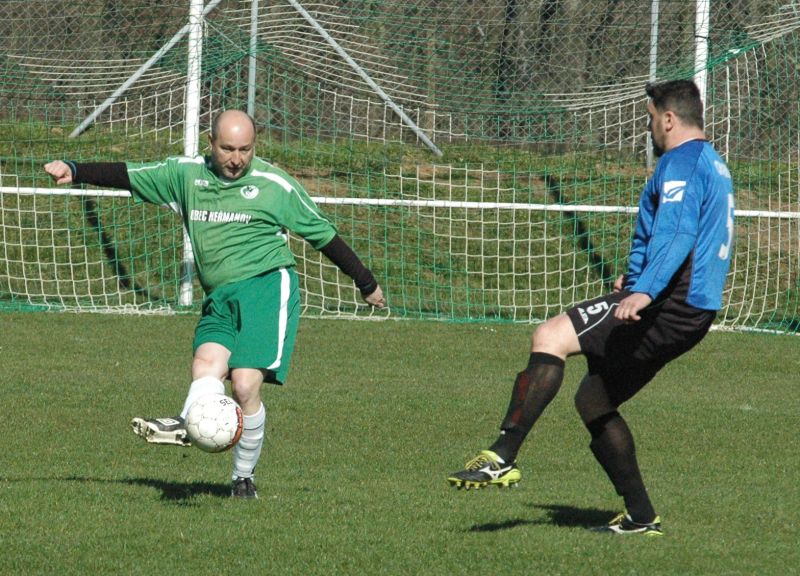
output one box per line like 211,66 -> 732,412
629,155 -> 703,299
625,178 -> 654,287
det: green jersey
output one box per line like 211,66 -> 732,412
126,156 -> 337,294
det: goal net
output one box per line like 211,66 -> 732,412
2,0 -> 800,333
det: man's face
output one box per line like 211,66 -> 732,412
647,100 -> 669,158
209,117 -> 255,180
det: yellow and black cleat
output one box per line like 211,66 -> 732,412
447,450 -> 522,489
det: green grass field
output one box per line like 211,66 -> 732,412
1,312 -> 797,575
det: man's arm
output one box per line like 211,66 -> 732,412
44,160 -> 131,190
320,235 -> 386,308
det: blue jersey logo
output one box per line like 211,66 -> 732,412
662,180 -> 686,203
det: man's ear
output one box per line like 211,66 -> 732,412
663,110 -> 677,131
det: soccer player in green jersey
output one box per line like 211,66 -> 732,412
44,110 -> 386,499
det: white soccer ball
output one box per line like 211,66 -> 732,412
185,393 -> 243,453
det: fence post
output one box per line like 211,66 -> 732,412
694,0 -> 710,107
247,0 -> 260,117
647,0 -> 660,170
179,0 -> 205,307
69,0 -> 223,138
285,0 -> 443,157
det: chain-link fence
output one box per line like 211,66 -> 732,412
0,2 -> 792,141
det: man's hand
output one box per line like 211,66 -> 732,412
612,274 -> 626,293
614,292 -> 652,323
43,161 -> 73,185
364,285 -> 387,309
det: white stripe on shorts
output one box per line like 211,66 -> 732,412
267,268 -> 290,371
575,301 -> 619,338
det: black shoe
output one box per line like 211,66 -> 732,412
130,416 -> 191,447
231,477 -> 259,499
591,512 -> 663,536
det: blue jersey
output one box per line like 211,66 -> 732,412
626,139 -> 734,310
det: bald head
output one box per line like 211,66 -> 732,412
208,110 -> 256,180
210,110 -> 256,141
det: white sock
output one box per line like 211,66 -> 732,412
232,403 -> 266,480
179,376 -> 225,419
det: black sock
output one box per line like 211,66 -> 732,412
587,411 -> 656,524
489,352 -> 565,463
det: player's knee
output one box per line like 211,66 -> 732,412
574,388 -> 603,424
532,322 -> 562,354
192,344 -> 230,379
584,410 -> 621,439
230,369 -> 264,410
532,321 -> 551,345
531,315 -> 575,356
574,376 -> 615,424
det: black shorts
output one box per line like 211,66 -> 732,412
566,291 -> 715,406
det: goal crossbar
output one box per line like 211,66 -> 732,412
4,187 -> 798,219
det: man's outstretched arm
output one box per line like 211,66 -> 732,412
44,160 -> 131,190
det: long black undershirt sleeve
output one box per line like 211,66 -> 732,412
320,235 -> 378,297
67,161 -> 132,190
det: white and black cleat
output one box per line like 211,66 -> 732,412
130,416 -> 191,447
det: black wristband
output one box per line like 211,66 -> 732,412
357,277 -> 379,297
65,160 -> 77,178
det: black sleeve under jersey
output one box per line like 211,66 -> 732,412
67,161 -> 132,190
319,234 -> 378,297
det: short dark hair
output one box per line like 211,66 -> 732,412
645,79 -> 704,129
210,110 -> 257,140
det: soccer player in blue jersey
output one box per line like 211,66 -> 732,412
447,80 -> 735,536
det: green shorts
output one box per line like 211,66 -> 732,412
193,267 -> 300,384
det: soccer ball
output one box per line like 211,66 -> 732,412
185,393 -> 244,453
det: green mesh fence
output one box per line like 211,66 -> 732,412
1,0 -> 799,331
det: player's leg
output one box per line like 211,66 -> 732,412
229,367 -> 267,499
129,347 -> 230,446
574,373 -> 659,531
227,268 -> 301,499
130,290 -> 235,446
490,314 -> 581,460
183,342 -> 231,417
579,299 -> 715,534
447,313 -> 579,489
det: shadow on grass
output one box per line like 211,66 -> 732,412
468,503 -> 614,532
50,475 -> 231,502
1,474 -> 233,503
118,477 -> 231,501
